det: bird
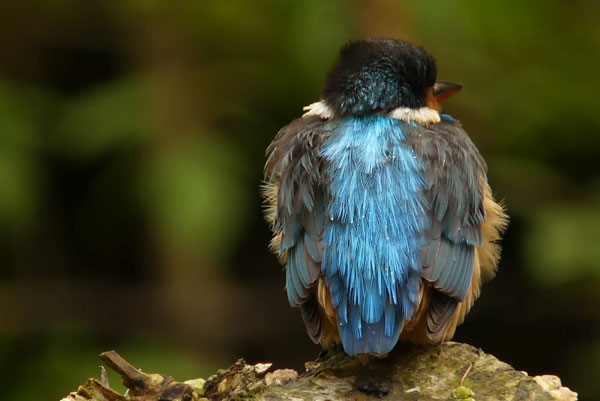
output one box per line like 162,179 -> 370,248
263,38 -> 508,356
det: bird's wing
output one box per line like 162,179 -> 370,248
407,118 -> 488,342
264,115 -> 330,343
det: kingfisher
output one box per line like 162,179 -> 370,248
263,38 -> 508,356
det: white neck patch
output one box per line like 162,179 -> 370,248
302,100 -> 440,125
388,106 -> 440,125
302,101 -> 335,119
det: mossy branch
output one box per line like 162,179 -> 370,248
61,342 -> 576,401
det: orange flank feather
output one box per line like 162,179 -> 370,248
316,277 -> 341,348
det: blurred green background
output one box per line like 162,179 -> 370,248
0,1 -> 598,400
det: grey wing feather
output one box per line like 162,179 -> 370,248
264,115 -> 330,342
408,119 -> 487,338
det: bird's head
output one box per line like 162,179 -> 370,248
320,38 -> 462,116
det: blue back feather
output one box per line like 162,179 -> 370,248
320,116 -> 427,355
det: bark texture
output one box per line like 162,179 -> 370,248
61,342 -> 577,401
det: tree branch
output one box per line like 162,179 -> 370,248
61,342 -> 577,401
